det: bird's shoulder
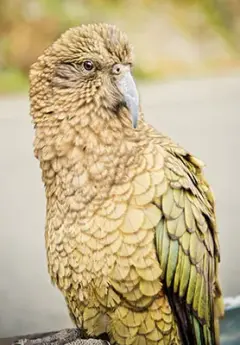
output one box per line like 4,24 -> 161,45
137,123 -> 220,258
144,124 -> 214,204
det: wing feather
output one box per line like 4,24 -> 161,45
154,148 -> 224,345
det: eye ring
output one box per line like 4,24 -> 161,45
83,60 -> 94,71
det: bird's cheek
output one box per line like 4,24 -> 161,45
98,75 -> 119,104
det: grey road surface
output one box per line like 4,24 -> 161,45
0,75 -> 239,337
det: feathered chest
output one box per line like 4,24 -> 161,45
44,143 -> 165,298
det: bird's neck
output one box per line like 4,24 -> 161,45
34,107 -> 146,206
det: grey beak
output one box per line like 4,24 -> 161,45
117,71 -> 139,128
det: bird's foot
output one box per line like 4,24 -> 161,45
13,328 -> 108,345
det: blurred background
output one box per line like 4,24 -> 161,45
0,0 -> 240,343
0,0 -> 240,91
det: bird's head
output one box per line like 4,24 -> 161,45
30,23 -> 139,129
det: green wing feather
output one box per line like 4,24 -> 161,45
155,149 -> 224,345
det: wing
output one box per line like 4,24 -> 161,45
154,144 -> 224,345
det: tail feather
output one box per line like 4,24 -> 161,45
166,287 -> 219,345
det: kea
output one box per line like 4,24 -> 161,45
25,23 -> 224,345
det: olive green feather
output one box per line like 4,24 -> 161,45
155,151 -> 224,345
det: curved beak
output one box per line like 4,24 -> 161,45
117,71 -> 139,128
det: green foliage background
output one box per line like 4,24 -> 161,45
0,0 -> 239,93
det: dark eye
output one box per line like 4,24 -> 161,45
83,60 -> 94,71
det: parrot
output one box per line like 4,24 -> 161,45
26,23 -> 224,345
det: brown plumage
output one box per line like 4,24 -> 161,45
29,23 -> 224,345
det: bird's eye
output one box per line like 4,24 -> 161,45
83,60 -> 94,71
